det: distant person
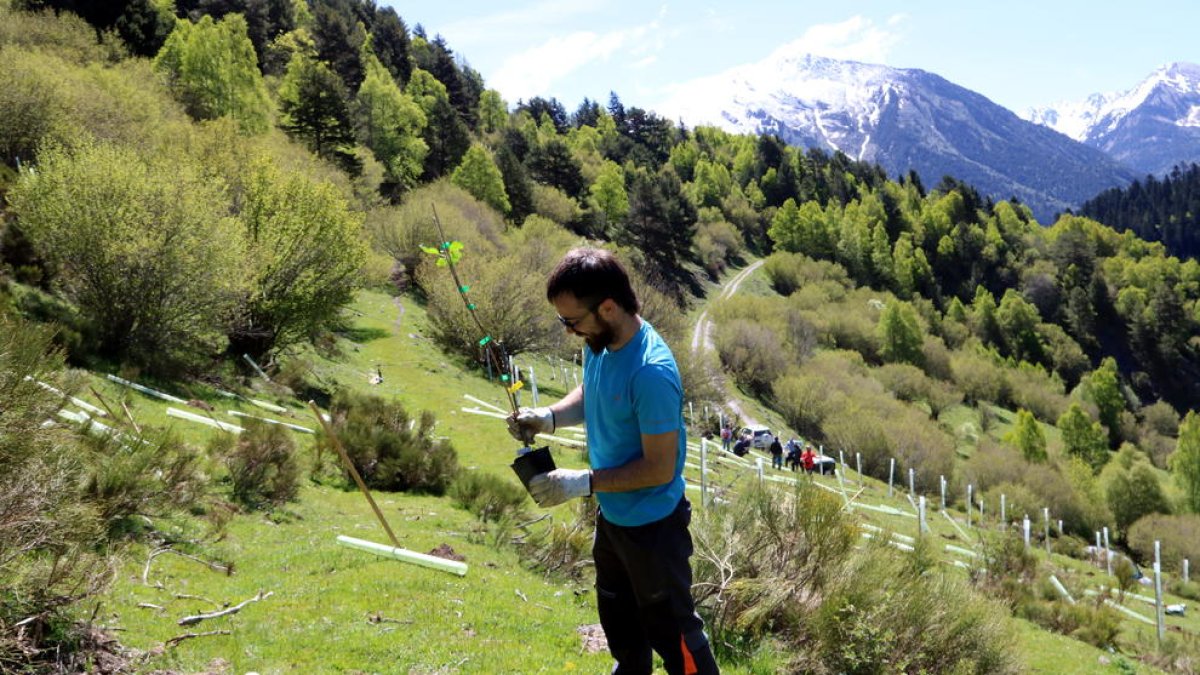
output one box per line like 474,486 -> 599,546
785,440 -> 800,471
769,436 -> 783,470
720,425 -> 732,452
802,445 -> 817,474
732,436 -> 749,457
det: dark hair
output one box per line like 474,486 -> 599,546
546,247 -> 639,314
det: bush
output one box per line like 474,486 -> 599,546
317,390 -> 458,494
691,485 -> 1018,674
951,346 -> 1010,404
450,470 -> 528,523
220,418 -> 301,510
1128,513 -> 1200,575
714,321 -> 787,397
8,140 -> 247,373
79,426 -> 206,537
1006,363 -> 1070,423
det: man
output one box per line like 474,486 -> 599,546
768,435 -> 783,470
507,248 -> 719,675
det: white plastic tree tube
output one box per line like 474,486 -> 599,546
336,535 -> 468,576
166,407 -> 244,434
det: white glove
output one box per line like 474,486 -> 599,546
528,469 -> 592,507
507,406 -> 555,444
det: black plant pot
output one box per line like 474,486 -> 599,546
511,446 -> 556,493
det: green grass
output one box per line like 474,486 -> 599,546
79,287 -> 1194,672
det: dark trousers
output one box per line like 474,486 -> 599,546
593,498 -> 719,675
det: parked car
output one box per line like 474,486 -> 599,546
740,426 -> 775,450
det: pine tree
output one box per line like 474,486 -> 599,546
877,300 -> 925,366
278,52 -> 361,175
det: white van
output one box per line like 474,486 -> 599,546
740,427 -> 775,450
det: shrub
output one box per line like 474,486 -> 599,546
691,485 -> 1018,674
951,346 -> 1010,404
1006,363 -> 1070,423
714,321 -> 787,397
221,418 -> 301,510
8,140 -> 247,373
450,470 -> 529,523
1127,513 -> 1200,575
317,390 -> 458,494
79,426 -> 206,536
518,498 -> 594,580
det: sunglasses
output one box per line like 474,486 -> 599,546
556,300 -> 602,329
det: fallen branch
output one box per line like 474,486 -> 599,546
143,547 -> 232,587
137,603 -> 164,611
175,593 -> 220,607
165,629 -> 231,647
177,590 -> 272,626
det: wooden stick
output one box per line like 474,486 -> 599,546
308,401 -> 401,549
177,591 -> 272,626
165,629 -> 231,647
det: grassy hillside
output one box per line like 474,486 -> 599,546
74,288 -> 1186,673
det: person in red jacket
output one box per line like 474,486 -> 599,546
801,445 -> 817,474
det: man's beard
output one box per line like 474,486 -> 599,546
584,318 -> 616,354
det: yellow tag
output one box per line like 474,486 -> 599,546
507,380 -> 525,394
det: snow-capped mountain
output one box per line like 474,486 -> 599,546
1025,62 -> 1200,177
654,47 -> 1136,223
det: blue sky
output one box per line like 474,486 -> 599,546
395,0 -> 1200,116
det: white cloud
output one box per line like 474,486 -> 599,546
767,15 -> 903,64
490,21 -> 657,101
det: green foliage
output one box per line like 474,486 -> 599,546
0,317 -> 105,609
279,50 -> 361,175
1005,409 -> 1048,462
877,299 -> 925,366
9,140 -> 246,372
415,213 -> 562,360
230,157 -> 366,357
588,159 -> 629,227
1171,411 -> 1200,513
451,144 -> 510,214
355,51 -> 427,191
1104,460 -> 1169,538
763,251 -> 852,296
714,321 -> 787,397
153,14 -> 271,133
0,3 -> 115,64
80,423 -> 205,537
1057,403 -> 1109,472
996,289 -> 1045,364
450,470 -> 529,523
217,418 -> 301,510
1082,357 -> 1125,447
692,485 -> 1018,674
318,390 -> 458,494
1127,513 -> 1200,574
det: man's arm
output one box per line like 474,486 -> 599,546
548,384 -> 584,429
591,429 -> 677,493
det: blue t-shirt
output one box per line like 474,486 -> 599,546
583,320 -> 686,526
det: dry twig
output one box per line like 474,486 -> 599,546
177,590 -> 272,626
143,547 -> 232,587
165,630 -> 231,647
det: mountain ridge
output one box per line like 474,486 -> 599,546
1025,61 -> 1200,176
655,50 -> 1138,222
